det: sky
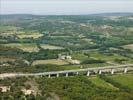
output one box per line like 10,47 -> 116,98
1,0 -> 133,15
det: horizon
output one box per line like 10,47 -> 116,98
1,0 -> 133,15
1,12 -> 133,16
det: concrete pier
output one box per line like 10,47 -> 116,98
48,74 -> 51,78
76,72 -> 79,75
56,73 -> 59,77
87,71 -> 90,76
66,73 -> 68,77
111,69 -> 114,74
124,68 -> 128,73
99,70 -> 102,74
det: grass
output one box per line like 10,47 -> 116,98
2,43 -> 39,52
89,76 -> 118,91
32,59 -> 69,66
40,44 -> 64,50
107,74 -> 133,90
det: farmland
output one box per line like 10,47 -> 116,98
0,14 -> 133,99
1,43 -> 39,52
40,44 -> 64,50
32,59 -> 69,65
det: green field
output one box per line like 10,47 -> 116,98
89,76 -> 118,91
2,43 -> 39,52
107,74 -> 133,90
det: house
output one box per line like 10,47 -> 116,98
0,86 -> 10,92
70,60 -> 80,64
66,56 -> 72,60
58,54 -> 72,60
21,89 -> 35,95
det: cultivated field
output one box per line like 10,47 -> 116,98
32,59 -> 69,65
2,43 -> 39,52
17,32 -> 43,39
40,44 -> 64,50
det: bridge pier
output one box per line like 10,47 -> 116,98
111,69 -> 114,74
87,71 -> 90,76
124,68 -> 128,73
99,70 -> 102,74
66,73 -> 68,77
56,73 -> 59,77
76,72 -> 79,75
48,74 -> 51,78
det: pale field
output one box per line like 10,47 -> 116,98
2,43 -> 39,52
82,38 -> 92,42
0,32 -> 16,35
32,59 -> 69,65
122,44 -> 133,51
17,33 -> 43,39
40,44 -> 64,50
128,27 -> 133,32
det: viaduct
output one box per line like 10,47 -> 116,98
0,64 -> 133,79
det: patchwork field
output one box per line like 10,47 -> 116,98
40,44 -> 64,50
32,59 -> 69,65
2,43 -> 39,52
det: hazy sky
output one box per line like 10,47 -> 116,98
1,0 -> 133,15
